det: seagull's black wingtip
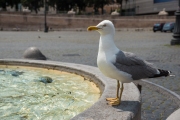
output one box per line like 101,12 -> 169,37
149,69 -> 173,78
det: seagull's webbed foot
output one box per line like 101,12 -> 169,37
107,98 -> 120,106
106,81 -> 123,106
106,97 -> 118,101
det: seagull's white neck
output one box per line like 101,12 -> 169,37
98,34 -> 119,55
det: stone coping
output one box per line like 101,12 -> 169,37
167,108 -> 180,120
0,59 -> 141,120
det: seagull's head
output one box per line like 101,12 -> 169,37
87,20 -> 115,35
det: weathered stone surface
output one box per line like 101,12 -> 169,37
23,47 -> 46,60
0,13 -> 175,31
39,76 -> 53,84
167,108 -> 180,120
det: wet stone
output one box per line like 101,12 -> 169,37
0,70 -> 24,77
39,76 -> 53,84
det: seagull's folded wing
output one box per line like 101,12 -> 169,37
113,51 -> 158,80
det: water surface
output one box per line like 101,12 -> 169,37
0,65 -> 100,120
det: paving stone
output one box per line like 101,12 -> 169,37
164,108 -> 177,115
143,113 -> 155,120
162,100 -> 172,105
153,112 -> 161,119
141,115 -> 147,120
153,100 -> 163,106
144,117 -> 156,120
142,102 -> 151,106
141,86 -> 178,119
149,105 -> 158,110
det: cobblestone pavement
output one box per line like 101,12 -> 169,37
0,31 -> 179,120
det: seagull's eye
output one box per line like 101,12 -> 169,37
102,24 -> 106,27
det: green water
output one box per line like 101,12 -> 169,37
0,65 -> 100,120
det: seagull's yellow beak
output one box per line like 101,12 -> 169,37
87,26 -> 99,31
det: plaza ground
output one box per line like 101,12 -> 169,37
0,31 -> 179,120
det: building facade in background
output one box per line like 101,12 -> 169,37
1,0 -> 179,16
122,0 -> 178,15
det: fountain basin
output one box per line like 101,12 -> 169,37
0,65 -> 100,119
0,59 -> 141,120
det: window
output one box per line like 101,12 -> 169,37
154,0 -> 175,3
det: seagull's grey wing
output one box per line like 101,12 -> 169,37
113,51 -> 158,80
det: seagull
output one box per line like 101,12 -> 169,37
87,20 -> 172,106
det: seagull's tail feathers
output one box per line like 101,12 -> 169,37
150,69 -> 175,78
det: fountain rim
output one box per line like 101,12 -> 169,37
0,59 -> 141,120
